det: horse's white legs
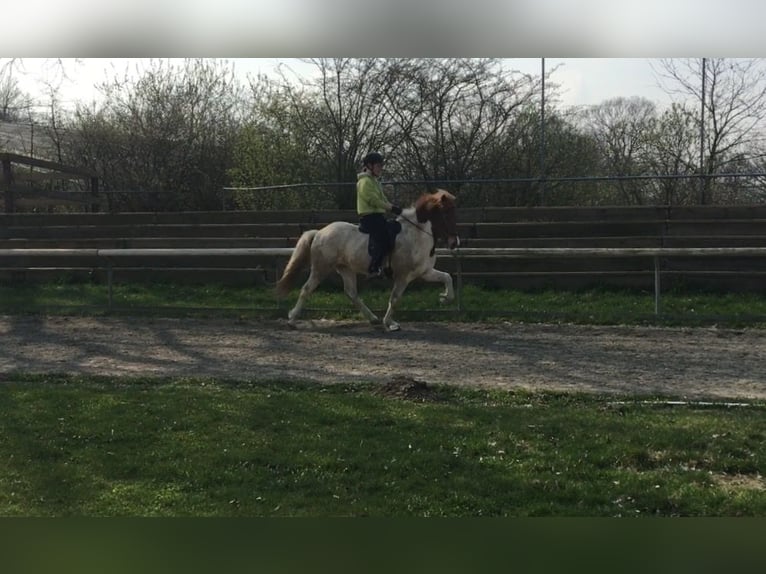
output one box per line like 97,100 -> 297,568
382,278 -> 411,332
380,269 -> 452,332
420,268 -> 454,303
287,268 -> 324,326
337,267 -> 380,324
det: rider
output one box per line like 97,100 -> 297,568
356,151 -> 402,277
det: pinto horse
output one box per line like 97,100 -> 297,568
276,189 -> 460,331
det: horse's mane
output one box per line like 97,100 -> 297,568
414,189 -> 456,223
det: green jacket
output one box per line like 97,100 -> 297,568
356,172 -> 390,215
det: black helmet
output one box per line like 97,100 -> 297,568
362,151 -> 385,166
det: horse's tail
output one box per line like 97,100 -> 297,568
275,229 -> 319,299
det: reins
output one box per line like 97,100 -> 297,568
398,213 -> 434,238
399,204 -> 455,238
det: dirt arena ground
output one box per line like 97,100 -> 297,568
1,315 -> 765,400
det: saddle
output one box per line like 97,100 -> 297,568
359,219 -> 402,244
358,218 -> 402,237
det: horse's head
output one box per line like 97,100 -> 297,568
415,189 -> 460,250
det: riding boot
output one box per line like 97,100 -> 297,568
368,251 -> 385,277
368,237 -> 385,275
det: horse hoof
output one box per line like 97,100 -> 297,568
385,322 -> 401,332
287,321 -> 298,330
439,296 -> 454,304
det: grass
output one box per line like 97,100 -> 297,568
2,281 -> 766,516
1,374 -> 765,517
3,280 -> 766,326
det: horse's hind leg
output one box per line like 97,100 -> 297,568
337,267 -> 380,325
287,267 -> 325,326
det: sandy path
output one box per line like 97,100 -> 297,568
2,315 -> 765,400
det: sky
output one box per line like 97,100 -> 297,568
3,0 -> 764,56
9,58 -> 677,112
4,0 -> 763,112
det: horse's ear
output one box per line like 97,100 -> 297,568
434,189 -> 456,205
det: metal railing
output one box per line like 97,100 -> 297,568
221,171 -> 766,210
4,246 -> 766,316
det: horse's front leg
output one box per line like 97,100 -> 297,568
382,278 -> 411,332
420,267 -> 454,304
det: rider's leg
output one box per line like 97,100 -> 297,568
360,213 -> 388,275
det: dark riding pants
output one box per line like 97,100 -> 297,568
359,213 -> 391,273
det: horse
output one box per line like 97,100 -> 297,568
275,189 -> 460,332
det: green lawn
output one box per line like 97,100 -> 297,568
1,374 -> 764,517
2,281 -> 766,327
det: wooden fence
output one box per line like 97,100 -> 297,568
1,205 -> 766,294
1,246 -> 766,315
0,153 -> 100,213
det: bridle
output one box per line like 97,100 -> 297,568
398,205 -> 459,253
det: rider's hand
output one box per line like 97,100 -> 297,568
390,204 -> 402,215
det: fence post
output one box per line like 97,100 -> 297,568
2,157 -> 13,213
90,176 -> 100,212
453,250 -> 463,314
107,260 -> 114,311
654,255 -> 661,315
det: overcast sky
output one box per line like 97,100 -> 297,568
5,0 -> 761,112
4,0 -> 764,55
11,58 -> 677,111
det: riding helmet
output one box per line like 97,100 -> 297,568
362,151 -> 385,166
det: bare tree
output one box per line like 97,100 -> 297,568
643,103 -> 699,204
383,58 -> 538,187
0,75 -> 29,122
228,75 -> 333,210
581,97 -> 657,204
657,58 -> 766,203
67,59 -> 246,210
269,58 -> 539,207
0,59 -> 32,122
275,58 -> 401,208
35,76 -> 70,164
